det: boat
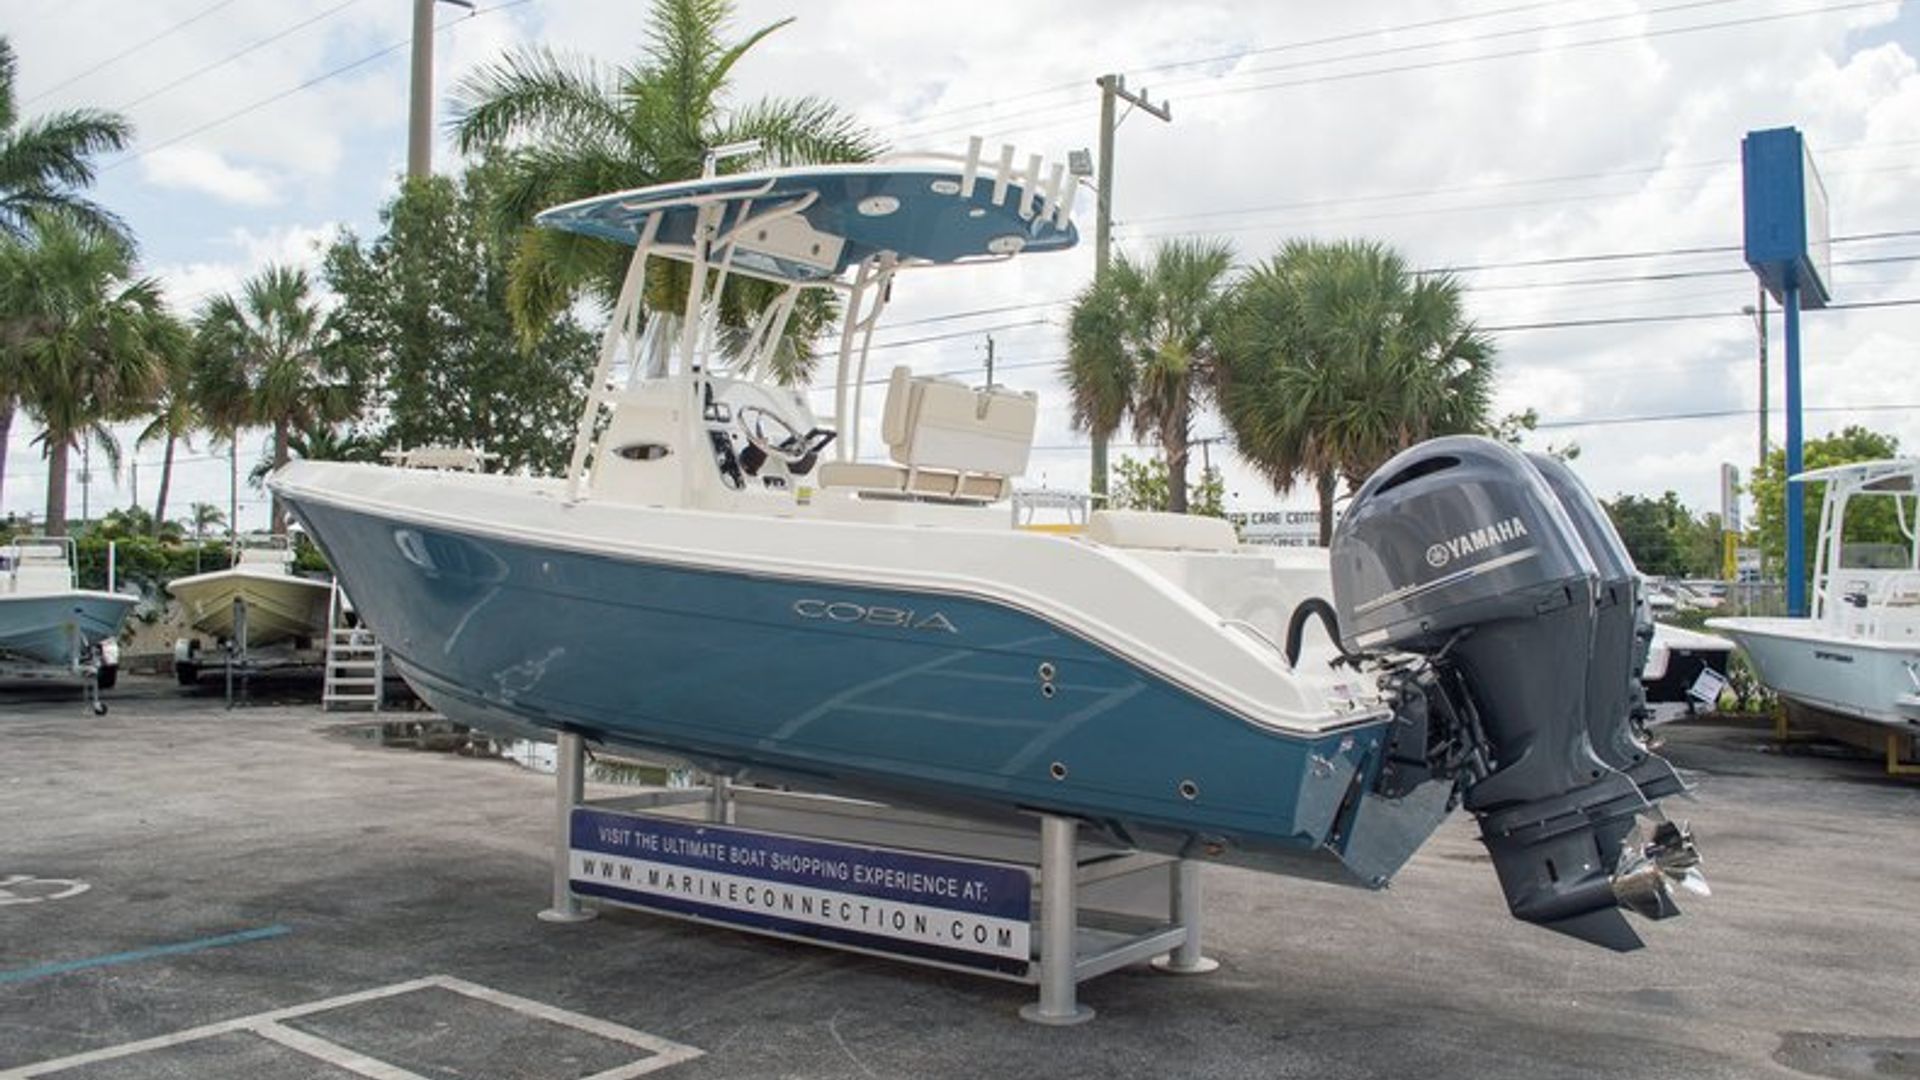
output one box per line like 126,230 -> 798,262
167,536 -> 335,651
1642,623 -> 1736,719
0,536 -> 133,687
1709,459 -> 1920,729
272,144 -> 1703,951
167,535 -> 339,686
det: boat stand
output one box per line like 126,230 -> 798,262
536,732 -> 1217,1023
1775,703 -> 1920,779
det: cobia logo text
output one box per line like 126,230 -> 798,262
793,599 -> 958,633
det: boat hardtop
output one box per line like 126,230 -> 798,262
536,152 -> 1078,280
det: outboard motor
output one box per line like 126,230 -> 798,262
1526,453 -> 1685,806
1330,436 -> 1704,951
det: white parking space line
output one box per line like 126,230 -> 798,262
0,974 -> 703,1079
253,1022 -> 430,1080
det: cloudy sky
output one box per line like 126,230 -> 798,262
4,0 -> 1916,532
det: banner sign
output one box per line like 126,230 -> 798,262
569,808 -> 1033,974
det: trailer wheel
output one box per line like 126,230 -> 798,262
92,701 -> 108,716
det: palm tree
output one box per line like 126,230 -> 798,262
133,311 -> 195,534
247,421 -> 379,486
1215,239 -> 1495,544
0,37 -> 134,511
0,38 -> 132,242
194,265 -> 357,535
450,0 -> 880,376
2,212 -> 172,535
1063,238 -> 1235,514
188,501 -> 225,542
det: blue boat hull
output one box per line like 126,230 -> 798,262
289,497 -> 1437,884
0,592 -> 134,668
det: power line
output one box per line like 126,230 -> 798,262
1535,402 -> 1920,431
884,0 -> 1580,141
1461,253 -> 1920,293
1485,296 -> 1920,332
1178,1 -> 1887,105
22,0 -> 244,107
1423,230 -> 1920,276
899,0 -> 1873,148
113,0 -> 369,114
1161,0 -> 1749,97
101,0 -> 529,174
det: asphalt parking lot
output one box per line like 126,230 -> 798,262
3,677 -> 1918,1079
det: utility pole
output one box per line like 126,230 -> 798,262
1090,73 -> 1171,500
407,0 -> 473,180
984,334 -> 995,386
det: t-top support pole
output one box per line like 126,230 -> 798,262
538,731 -> 596,924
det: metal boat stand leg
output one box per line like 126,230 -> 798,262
1887,732 -> 1920,778
538,731 -> 596,924
1150,859 -> 1219,974
708,774 -> 736,824
1019,813 -> 1094,1026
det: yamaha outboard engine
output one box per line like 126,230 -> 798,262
1330,436 -> 1704,951
1526,453 -> 1685,806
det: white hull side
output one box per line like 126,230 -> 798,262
168,568 -> 333,646
1709,616 -> 1920,728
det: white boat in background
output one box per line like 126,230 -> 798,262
0,536 -> 132,692
168,536 -> 334,651
1709,459 -> 1920,729
1641,623 -> 1735,721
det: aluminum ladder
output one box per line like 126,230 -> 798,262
322,582 -> 384,711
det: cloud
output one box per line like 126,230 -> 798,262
140,145 -> 279,206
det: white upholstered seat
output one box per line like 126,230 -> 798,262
818,366 -> 1035,503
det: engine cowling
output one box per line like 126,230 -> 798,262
1330,435 -> 1703,950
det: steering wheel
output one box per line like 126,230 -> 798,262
737,405 -> 812,465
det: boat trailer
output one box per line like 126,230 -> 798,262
536,732 -> 1217,1025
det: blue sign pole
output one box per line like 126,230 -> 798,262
1783,280 -> 1805,616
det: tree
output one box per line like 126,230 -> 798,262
1604,491 -> 1727,578
132,312 -> 195,533
187,501 -> 225,543
1215,238 -> 1495,544
193,265 -> 359,535
0,39 -> 131,243
0,37 -> 134,512
1110,454 -> 1226,517
1064,238 -> 1235,514
324,165 -> 599,475
248,422 -> 381,485
451,0 -> 881,369
1490,407 -> 1579,461
2,212 -> 172,535
1748,425 -> 1904,573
